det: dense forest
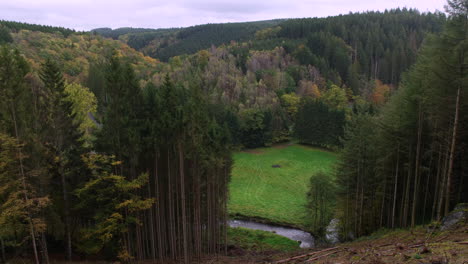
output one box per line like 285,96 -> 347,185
0,20 -> 76,37
93,20 -> 284,61
334,0 -> 467,237
0,47 -> 232,263
98,9 -> 445,88
0,0 -> 466,262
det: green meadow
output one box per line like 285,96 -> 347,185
228,144 -> 337,229
227,227 -> 300,252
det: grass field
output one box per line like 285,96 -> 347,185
227,227 -> 300,252
228,144 -> 337,229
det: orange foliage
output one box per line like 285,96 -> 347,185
297,80 -> 321,98
371,80 -> 391,105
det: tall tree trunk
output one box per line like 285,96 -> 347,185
380,175 -> 387,228
178,143 -> 189,264
154,153 -> 164,260
402,151 -> 412,228
437,146 -> 450,221
41,232 -> 50,264
10,103 -> 40,264
411,104 -> 423,228
422,152 -> 434,223
224,165 -> 229,256
392,143 -> 400,228
1,237 -> 5,263
195,159 -> 202,260
167,151 -> 176,259
359,185 -> 364,236
432,144 -> 442,220
147,182 -> 156,261
59,167 -> 72,262
445,87 -> 460,216
354,160 -> 360,235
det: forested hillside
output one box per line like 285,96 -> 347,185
10,30 -> 159,83
91,27 -> 171,39
100,9 -> 445,89
335,0 -> 467,237
86,10 -> 447,151
0,20 -> 77,37
277,9 -> 445,88
93,20 -> 284,61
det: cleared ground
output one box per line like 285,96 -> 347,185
228,144 -> 337,229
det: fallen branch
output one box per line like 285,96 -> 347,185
376,243 -> 393,248
434,235 -> 450,243
408,244 -> 424,248
274,247 -> 340,263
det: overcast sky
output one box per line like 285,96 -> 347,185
0,0 -> 446,31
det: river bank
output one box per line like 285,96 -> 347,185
229,219 -> 315,248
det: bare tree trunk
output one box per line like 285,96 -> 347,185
411,104 -> 423,228
422,152 -> 434,223
10,104 -> 40,264
168,151 -> 176,259
224,165 -> 229,256
195,160 -> 202,260
147,182 -> 156,261
59,167 -> 72,262
154,154 -> 164,260
1,237 -> 5,263
432,144 -> 442,220
178,143 -> 189,264
380,173 -> 387,228
403,163 -> 411,227
392,144 -> 400,228
28,220 -> 40,264
354,160 -> 360,235
41,232 -> 50,264
359,185 -> 364,236
437,146 -> 450,221
445,87 -> 460,216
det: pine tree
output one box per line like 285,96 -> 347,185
0,133 -> 49,264
0,46 -> 47,264
75,153 -> 154,261
335,0 -> 467,236
40,59 -> 83,261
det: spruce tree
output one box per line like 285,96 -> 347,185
0,46 -> 46,264
40,59 -> 83,261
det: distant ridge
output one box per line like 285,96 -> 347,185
0,19 -> 77,36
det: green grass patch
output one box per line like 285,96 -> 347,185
227,227 -> 300,252
228,144 -> 337,229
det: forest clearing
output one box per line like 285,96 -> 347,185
228,144 -> 337,229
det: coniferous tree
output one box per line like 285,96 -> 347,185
0,46 -> 48,264
335,0 -> 467,237
295,97 -> 346,148
75,153 -> 154,261
39,59 -> 83,261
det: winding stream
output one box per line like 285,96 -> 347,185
228,219 -> 315,248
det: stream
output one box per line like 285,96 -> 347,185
228,219 -> 315,248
